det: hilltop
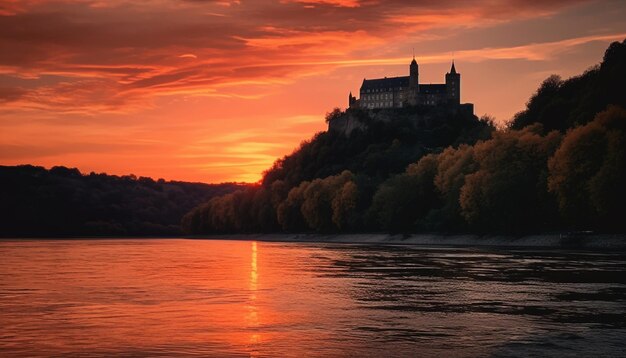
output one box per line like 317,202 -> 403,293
184,39 -> 626,235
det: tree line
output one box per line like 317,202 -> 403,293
0,165 -> 244,237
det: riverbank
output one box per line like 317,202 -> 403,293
4,233 -> 626,250
190,233 -> 626,250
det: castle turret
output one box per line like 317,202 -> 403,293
409,57 -> 419,89
408,57 -> 419,105
348,91 -> 357,108
445,61 -> 460,104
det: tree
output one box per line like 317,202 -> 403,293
548,106 -> 626,231
459,125 -> 561,233
332,181 -> 359,230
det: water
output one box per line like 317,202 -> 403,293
1,239 -> 625,357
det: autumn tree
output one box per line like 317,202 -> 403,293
548,106 -> 626,231
459,125 -> 561,233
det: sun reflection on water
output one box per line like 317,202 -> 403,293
247,241 -> 260,354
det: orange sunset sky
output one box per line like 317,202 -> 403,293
1,0 -> 625,183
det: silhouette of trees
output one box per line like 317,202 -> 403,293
262,106 -> 492,188
511,39 -> 626,132
0,165 -> 243,237
459,125 -> 562,233
366,155 -> 438,232
325,107 -> 343,123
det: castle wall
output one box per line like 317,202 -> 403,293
360,87 -> 407,109
349,59 -> 466,110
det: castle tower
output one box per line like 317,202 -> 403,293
348,91 -> 357,108
409,57 -> 419,89
408,56 -> 419,105
445,61 -> 460,104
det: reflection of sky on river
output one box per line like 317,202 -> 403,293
0,240 -> 624,357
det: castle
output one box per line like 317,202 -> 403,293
348,57 -> 468,110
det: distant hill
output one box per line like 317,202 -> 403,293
0,165 -> 245,237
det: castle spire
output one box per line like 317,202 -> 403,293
450,60 -> 457,74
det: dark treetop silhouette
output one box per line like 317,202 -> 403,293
0,165 -> 244,237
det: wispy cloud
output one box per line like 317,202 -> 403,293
0,0 -> 598,113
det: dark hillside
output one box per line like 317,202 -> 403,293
263,105 -> 492,188
511,39 -> 626,132
0,165 -> 244,237
183,106 -> 494,234
184,40 -> 626,235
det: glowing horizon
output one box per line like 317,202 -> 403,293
1,0 -> 625,183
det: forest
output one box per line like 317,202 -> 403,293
183,39 -> 626,235
0,165 -> 243,237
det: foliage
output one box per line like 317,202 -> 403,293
325,107 -> 343,123
510,39 -> 626,132
263,106 -> 492,188
186,40 -> 626,235
459,125 -> 562,233
548,106 -> 626,231
367,155 -> 439,232
187,104 -> 493,234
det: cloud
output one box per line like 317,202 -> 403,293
1,0 -> 623,183
283,0 -> 361,8
0,87 -> 27,102
0,0 -> 596,113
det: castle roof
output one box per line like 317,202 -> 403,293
419,84 -> 447,94
360,76 -> 409,91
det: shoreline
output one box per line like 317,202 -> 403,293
188,233 -> 626,250
3,233 -> 626,250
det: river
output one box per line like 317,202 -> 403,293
1,239 -> 625,357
